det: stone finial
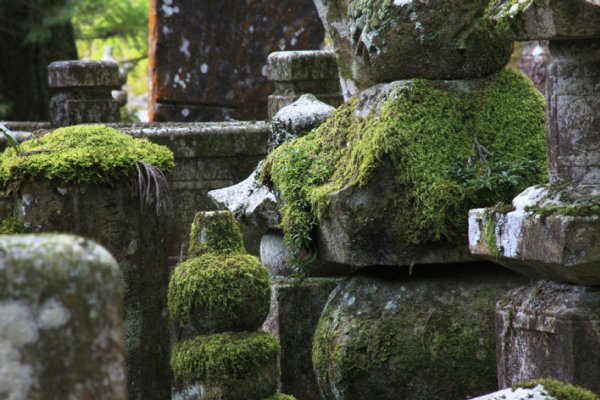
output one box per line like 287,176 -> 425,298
0,234 -> 125,400
267,51 -> 343,119
48,60 -> 121,127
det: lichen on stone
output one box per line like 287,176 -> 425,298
263,393 -> 297,400
515,378 -> 599,400
171,331 -> 280,387
485,0 -> 536,36
167,253 -> 271,333
262,68 -> 546,271
187,211 -> 245,258
0,124 -> 174,186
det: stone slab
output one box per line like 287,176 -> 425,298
48,60 -> 121,88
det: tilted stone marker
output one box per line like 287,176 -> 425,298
48,60 -> 121,127
0,234 -> 125,400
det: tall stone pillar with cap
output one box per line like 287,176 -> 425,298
468,0 -> 600,393
48,60 -> 121,127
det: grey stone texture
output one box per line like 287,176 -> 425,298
496,280 -> 600,394
312,264 -> 529,400
14,182 -> 170,400
472,386 -> 558,400
48,60 -> 121,127
470,185 -> 600,286
270,94 -> 336,151
547,40 -> 600,185
262,277 -> 340,400
0,234 -> 125,400
312,0 -> 513,96
490,0 -> 600,41
519,41 -> 549,95
208,162 -> 279,254
260,230 -> 293,277
267,51 -> 343,119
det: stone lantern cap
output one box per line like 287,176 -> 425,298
48,60 -> 121,89
489,0 -> 600,40
267,50 -> 339,82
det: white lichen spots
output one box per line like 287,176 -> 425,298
162,26 -> 172,36
468,209 -> 484,250
172,383 -> 212,400
173,71 -> 187,89
38,298 -> 71,330
278,38 -> 286,51
393,0 -> 412,6
127,239 -> 138,256
181,108 -> 190,117
200,63 -> 209,74
56,187 -> 68,196
179,38 -> 190,60
291,38 -> 298,46
261,65 -> 268,77
162,0 -> 180,17
248,26 -> 254,33
0,301 -> 38,400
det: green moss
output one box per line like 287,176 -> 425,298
528,203 -> 600,221
0,216 -> 25,234
171,331 -> 280,385
0,124 -> 174,186
515,378 -> 599,400
263,394 -> 297,400
188,211 -> 245,257
167,253 -> 271,333
485,0 -> 535,36
483,210 -> 499,258
263,68 -> 546,271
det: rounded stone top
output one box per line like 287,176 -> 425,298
267,50 -> 339,81
272,94 -> 336,135
48,60 -> 121,88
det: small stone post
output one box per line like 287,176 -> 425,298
48,60 -> 121,127
0,234 -> 125,400
267,50 -> 343,119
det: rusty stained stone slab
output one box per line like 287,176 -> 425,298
149,0 -> 325,122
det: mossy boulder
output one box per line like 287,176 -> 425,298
313,0 -> 513,94
188,211 -> 245,257
312,264 -> 528,400
171,331 -> 280,400
262,68 -> 546,271
168,253 -> 271,335
516,379 -> 600,400
0,124 -> 174,186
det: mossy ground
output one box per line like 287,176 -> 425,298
515,378 -> 599,400
167,253 -> 271,333
263,68 -> 546,270
171,331 -> 280,385
188,211 -> 245,257
0,124 -> 174,186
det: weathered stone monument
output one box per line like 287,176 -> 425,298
0,234 -> 125,400
468,0 -> 600,393
149,0 -> 325,122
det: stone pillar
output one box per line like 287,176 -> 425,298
0,234 -> 125,400
519,41 -> 548,95
267,51 -> 343,119
48,60 -> 121,127
17,182 -> 171,400
149,0 -> 325,122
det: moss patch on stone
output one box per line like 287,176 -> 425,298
171,331 -> 280,385
263,394 -> 297,400
0,124 -> 174,186
167,253 -> 271,333
263,68 -> 546,268
188,211 -> 245,257
485,0 -> 536,36
515,378 -> 599,400
0,216 -> 25,234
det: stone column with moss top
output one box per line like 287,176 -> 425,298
169,211 -> 295,400
0,124 -> 175,400
0,234 -> 125,400
48,60 -> 121,127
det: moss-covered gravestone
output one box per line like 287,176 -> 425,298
0,124 -> 175,400
168,211 -> 295,400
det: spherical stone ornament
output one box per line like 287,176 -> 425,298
171,331 -> 280,400
168,253 -> 271,335
313,0 -> 513,94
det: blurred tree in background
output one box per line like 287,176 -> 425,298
0,0 -> 149,121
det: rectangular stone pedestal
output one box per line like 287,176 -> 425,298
262,277 -> 340,400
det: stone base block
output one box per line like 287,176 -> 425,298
262,277 -> 341,400
496,280 -> 600,395
469,184 -> 600,285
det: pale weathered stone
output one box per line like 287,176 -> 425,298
48,60 -> 121,127
0,234 -> 125,400
496,280 -> 600,394
270,94 -> 336,151
313,264 -> 528,400
267,51 -> 343,118
262,277 -> 340,400
313,0 -> 513,95
469,184 -> 600,285
16,182 -> 171,400
471,385 -> 558,400
260,230 -> 293,277
519,41 -> 549,95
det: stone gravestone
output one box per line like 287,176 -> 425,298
149,0 -> 325,122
